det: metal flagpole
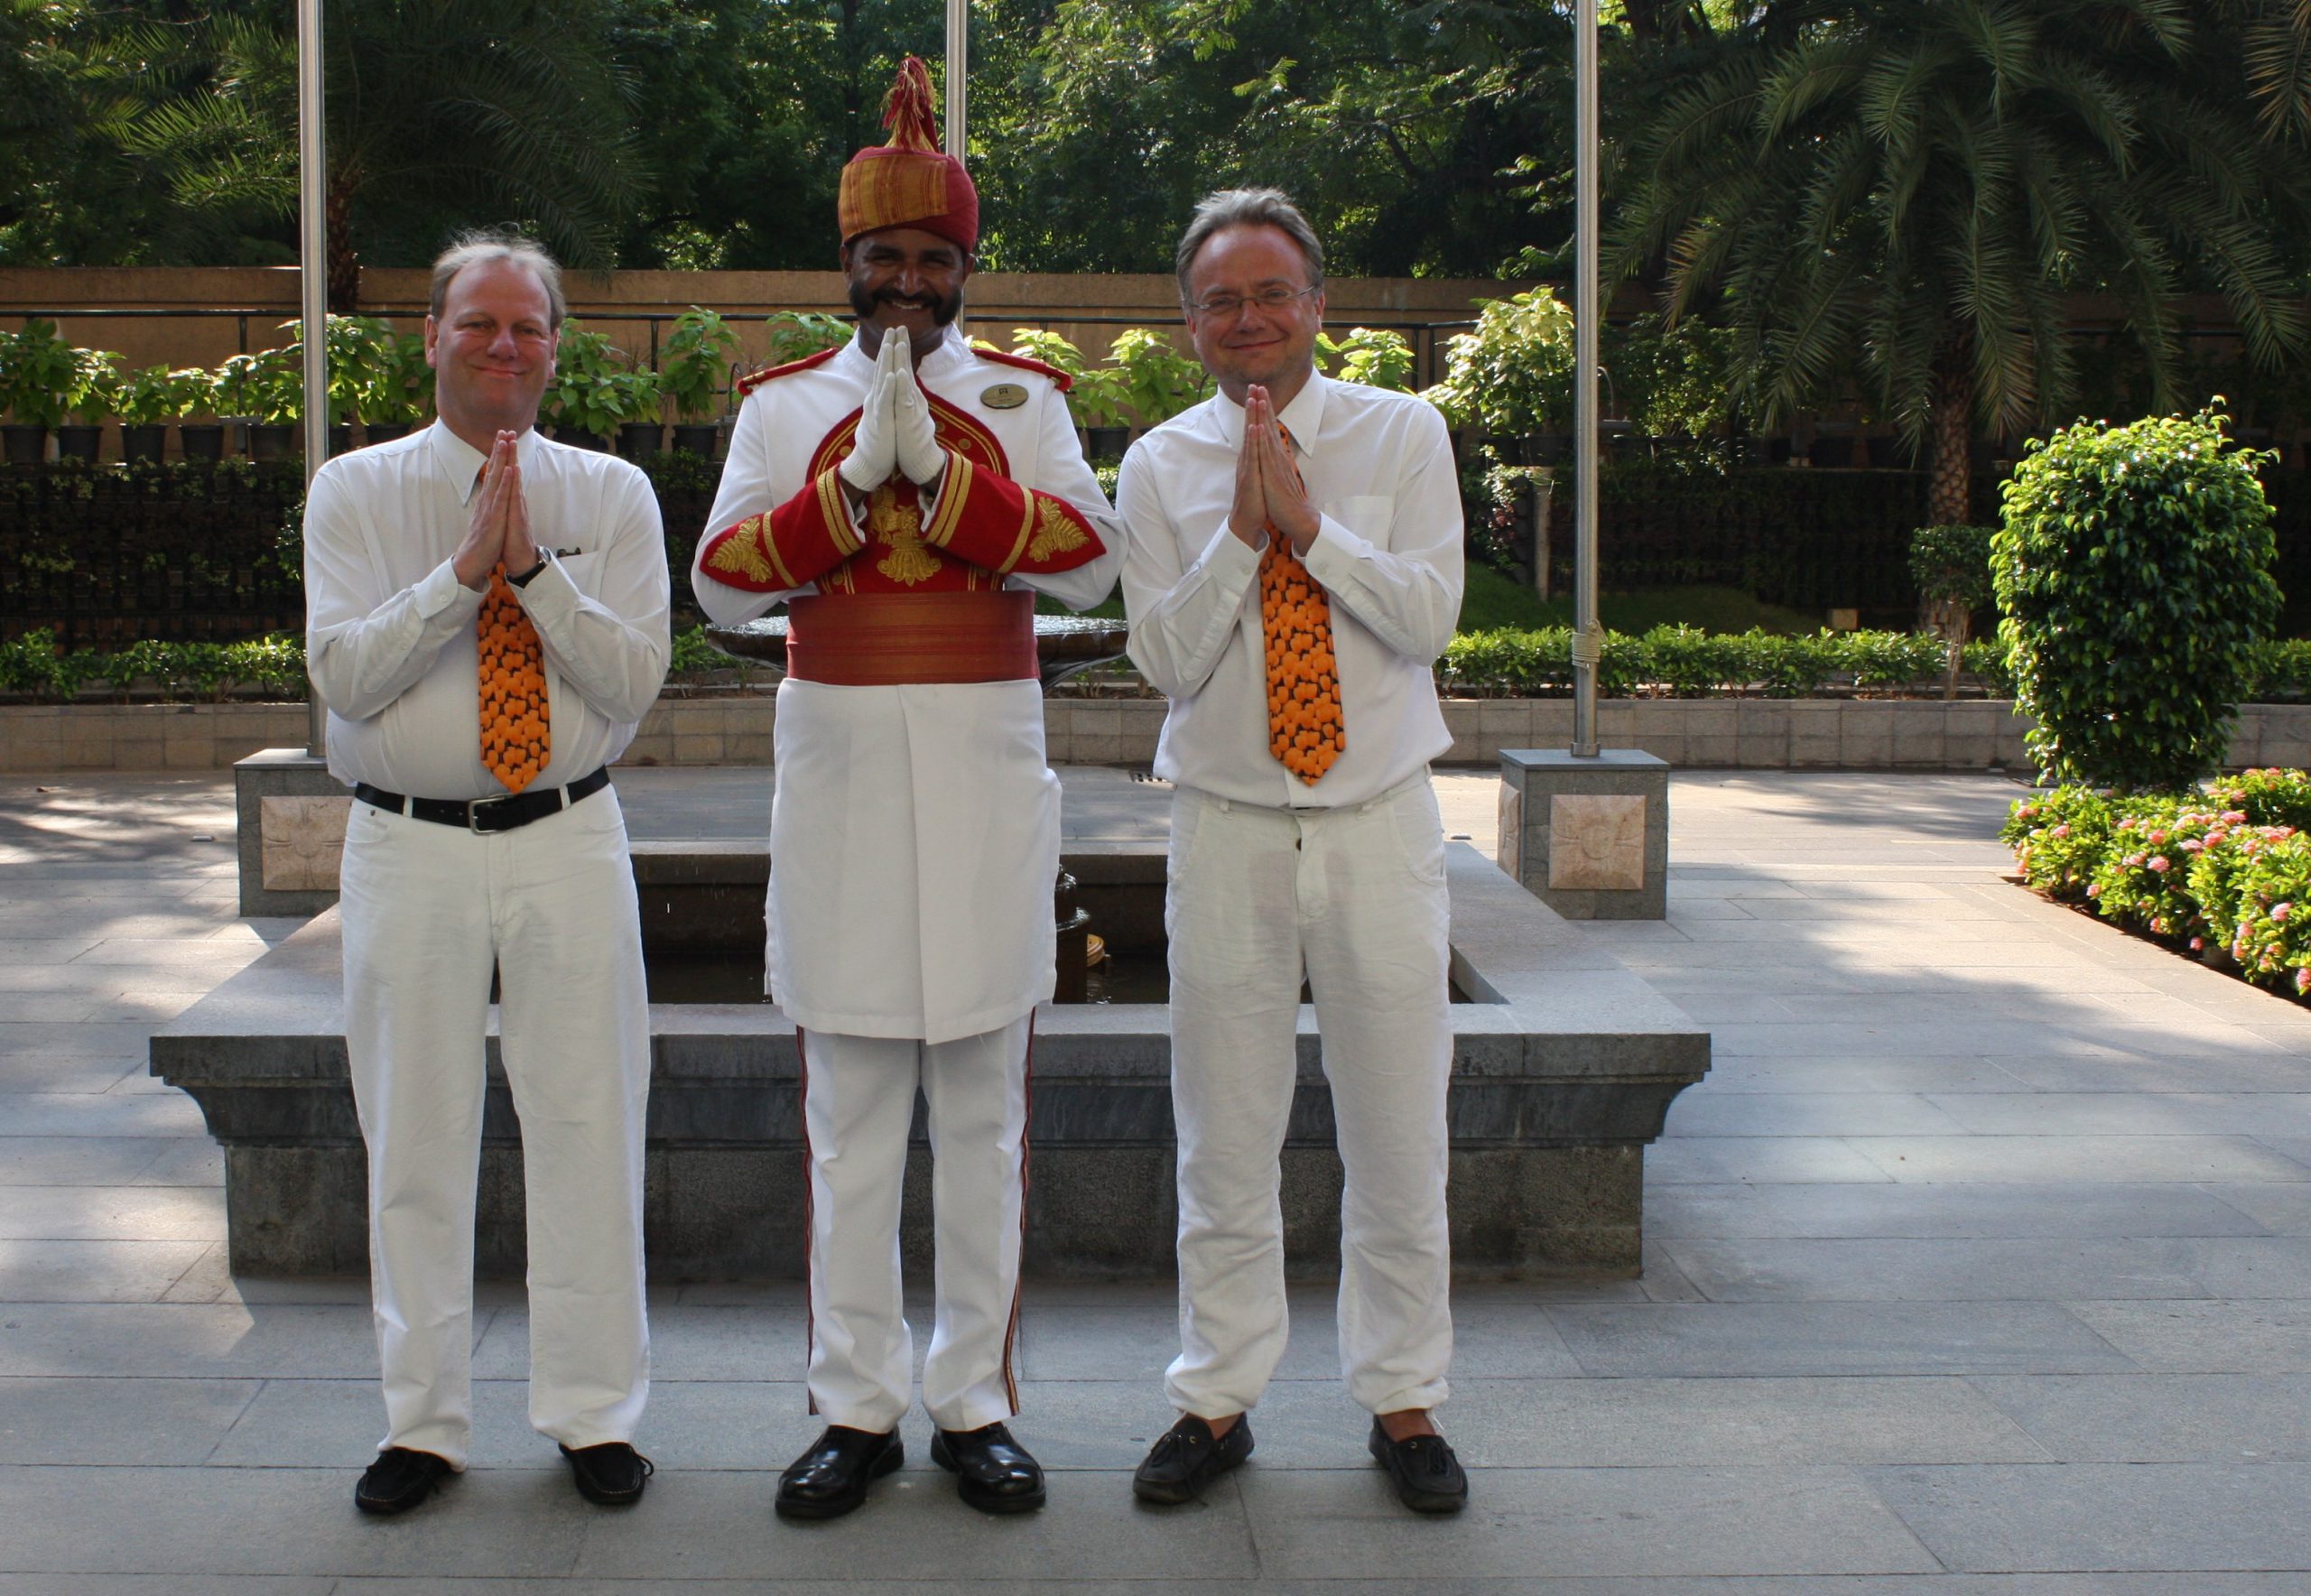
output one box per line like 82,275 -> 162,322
297,0 -> 329,757
945,0 -> 969,162
1570,0 -> 1601,758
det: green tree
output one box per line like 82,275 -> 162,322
1615,0 -> 2308,524
107,0 -> 647,307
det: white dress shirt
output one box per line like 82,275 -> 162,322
305,422 -> 672,798
1118,373 -> 1462,807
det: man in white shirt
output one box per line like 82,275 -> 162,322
688,57 -> 1121,1520
303,231 -> 669,1515
1118,188 -> 1468,1513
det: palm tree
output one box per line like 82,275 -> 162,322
107,0 -> 645,310
1615,0 -> 2307,523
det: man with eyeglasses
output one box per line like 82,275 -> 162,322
1116,187 -> 1469,1513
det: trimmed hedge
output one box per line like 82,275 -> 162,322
2004,770 -> 2311,997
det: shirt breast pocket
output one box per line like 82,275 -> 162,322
1324,494 -> 1395,541
552,552 -> 602,595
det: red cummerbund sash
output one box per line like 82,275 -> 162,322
785,590 -> 1039,686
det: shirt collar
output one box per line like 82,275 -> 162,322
1213,371 -> 1331,459
428,421 -> 541,506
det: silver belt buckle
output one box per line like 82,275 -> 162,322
466,793 -> 518,834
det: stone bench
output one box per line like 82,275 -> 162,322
150,842 -> 1710,1280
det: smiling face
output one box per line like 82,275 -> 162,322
841,227 -> 973,357
1183,222 -> 1325,409
424,258 -> 558,448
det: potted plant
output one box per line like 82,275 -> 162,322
173,367 -> 227,461
543,319 -> 626,450
608,367 -> 665,458
243,347 -> 304,461
661,306 -> 739,457
116,366 -> 181,461
211,353 -> 267,458
1104,327 -> 1211,443
361,330 -> 432,443
1007,329 -> 1129,458
0,320 -> 79,465
1317,327 -> 1415,392
1422,289 -> 1575,465
762,310 -> 852,367
56,347 -> 120,462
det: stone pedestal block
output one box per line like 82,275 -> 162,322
1498,747 -> 1670,920
235,748 -> 350,917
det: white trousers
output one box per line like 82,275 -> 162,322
1164,776 -> 1454,1420
339,787 -> 651,1467
798,1017 -> 1032,1432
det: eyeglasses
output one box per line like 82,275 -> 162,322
1187,283 -> 1321,319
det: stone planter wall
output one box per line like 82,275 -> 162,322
14,693 -> 2311,775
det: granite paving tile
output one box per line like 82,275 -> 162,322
1236,1464 -> 1941,1580
1665,1093 -> 1973,1138
2061,1300 -> 2311,1372
1969,1372 -> 2311,1462
1546,1303 -> 2138,1378
0,1137 -> 170,1184
1645,1138 -> 1895,1185
1866,1461 -> 2311,1573
1657,1237 -> 2299,1303
1849,1136 -> 2311,1184
1647,1183 -> 2270,1241
0,1237 -> 214,1302
0,1374 -> 255,1463
0,1183 -> 224,1241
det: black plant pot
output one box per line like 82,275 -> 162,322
670,422 -> 720,459
121,424 -> 167,463
328,424 -> 353,456
617,422 -> 663,459
54,424 -> 102,462
249,423 -> 299,462
362,422 -> 412,446
556,427 -> 608,451
2,424 -> 47,465
179,423 -> 227,462
1085,424 -> 1130,460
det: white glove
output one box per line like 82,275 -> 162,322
838,333 -> 900,493
885,328 -> 944,486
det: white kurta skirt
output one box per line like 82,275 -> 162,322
767,676 -> 1059,1044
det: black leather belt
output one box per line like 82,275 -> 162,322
355,766 -> 610,835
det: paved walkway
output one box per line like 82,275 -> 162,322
4,766 -> 2311,1590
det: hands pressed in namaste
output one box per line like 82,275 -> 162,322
1228,385 -> 1317,556
454,431 -> 539,589
840,326 -> 946,503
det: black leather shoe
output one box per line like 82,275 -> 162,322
1132,1413 -> 1252,1505
354,1446 -> 454,1515
560,1441 -> 654,1506
931,1421 -> 1045,1514
775,1425 -> 903,1520
1368,1418 -> 1468,1513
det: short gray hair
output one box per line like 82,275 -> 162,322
1174,188 -> 1324,306
428,230 -> 566,328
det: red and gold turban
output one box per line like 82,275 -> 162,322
838,56 -> 979,252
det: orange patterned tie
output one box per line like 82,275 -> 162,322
1258,426 -> 1343,784
478,564 -> 549,793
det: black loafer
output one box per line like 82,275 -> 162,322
354,1446 -> 454,1515
1368,1418 -> 1468,1513
1132,1413 -> 1252,1505
775,1425 -> 903,1520
930,1421 -> 1045,1514
560,1441 -> 654,1506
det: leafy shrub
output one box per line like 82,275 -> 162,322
1423,289 -> 1574,436
1993,408 -> 2281,789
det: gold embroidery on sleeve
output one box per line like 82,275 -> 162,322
1026,496 -> 1091,564
704,515 -> 793,588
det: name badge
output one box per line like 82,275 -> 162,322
980,382 -> 1028,410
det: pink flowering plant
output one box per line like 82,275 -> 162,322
2008,769 -> 2311,991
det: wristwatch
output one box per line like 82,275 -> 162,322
508,551 -> 552,588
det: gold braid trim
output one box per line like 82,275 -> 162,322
815,469 -> 859,557
997,490 -> 1038,574
703,515 -> 794,589
921,452 -> 973,549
